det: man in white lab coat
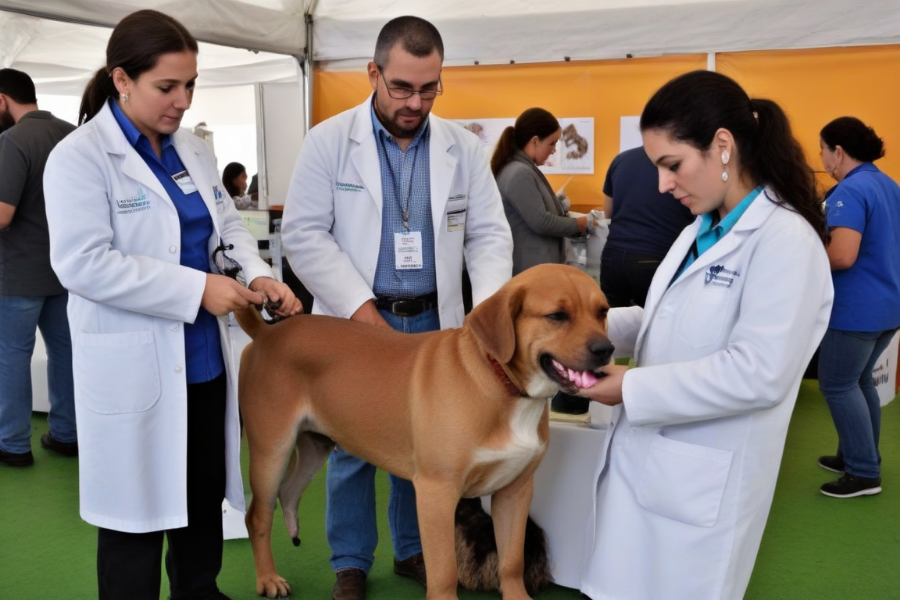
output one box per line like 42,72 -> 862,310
280,16 -> 512,600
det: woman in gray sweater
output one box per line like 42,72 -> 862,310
491,108 -> 586,275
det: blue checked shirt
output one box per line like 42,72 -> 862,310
370,100 -> 437,297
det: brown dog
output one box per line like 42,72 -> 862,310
236,263 -> 613,600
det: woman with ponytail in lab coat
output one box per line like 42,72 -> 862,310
43,10 -> 300,600
579,71 -> 834,600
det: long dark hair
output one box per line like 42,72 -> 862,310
491,108 -> 560,176
641,70 -> 826,243
222,162 -> 246,198
820,116 -> 885,163
79,10 -> 198,124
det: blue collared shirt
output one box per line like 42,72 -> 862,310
370,98 -> 436,298
111,100 -> 223,384
677,186 -> 763,277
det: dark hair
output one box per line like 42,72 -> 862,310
0,68 -> 37,104
79,10 -> 198,124
222,162 -> 246,198
820,117 -> 885,163
374,16 -> 444,67
641,70 -> 826,243
490,108 -> 560,176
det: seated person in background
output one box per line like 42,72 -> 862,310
601,146 -> 695,307
222,161 -> 255,209
247,172 -> 259,203
491,107 -> 586,275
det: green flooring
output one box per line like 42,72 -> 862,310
1,380 -> 899,599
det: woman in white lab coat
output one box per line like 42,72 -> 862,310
578,71 -> 834,600
43,10 -> 300,600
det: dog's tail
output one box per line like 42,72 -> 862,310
234,305 -> 265,340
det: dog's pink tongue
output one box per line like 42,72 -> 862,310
566,368 -> 599,389
580,370 -> 599,388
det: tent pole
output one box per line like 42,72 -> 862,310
303,10 -> 315,135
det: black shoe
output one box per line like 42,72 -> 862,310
393,553 -> 427,588
820,473 -> 882,498
40,432 -> 78,457
818,455 -> 845,474
0,448 -> 34,467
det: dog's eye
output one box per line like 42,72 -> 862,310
598,308 -> 609,319
546,311 -> 570,322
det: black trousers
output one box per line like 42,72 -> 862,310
97,373 -> 227,600
599,247 -> 664,309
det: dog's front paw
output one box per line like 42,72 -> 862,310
256,574 -> 292,598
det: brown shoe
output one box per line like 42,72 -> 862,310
393,553 -> 426,588
332,568 -> 366,600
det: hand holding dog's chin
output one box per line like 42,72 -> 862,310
580,364 -> 628,406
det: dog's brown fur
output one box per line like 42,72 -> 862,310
236,263 -> 612,600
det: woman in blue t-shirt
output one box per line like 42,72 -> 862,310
818,116 -> 900,499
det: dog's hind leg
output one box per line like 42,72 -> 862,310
245,423 -> 300,599
279,432 -> 334,546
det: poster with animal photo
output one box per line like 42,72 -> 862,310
452,118 -> 515,162
540,117 -> 595,175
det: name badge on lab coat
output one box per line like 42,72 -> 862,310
172,170 -> 198,195
394,232 -> 424,270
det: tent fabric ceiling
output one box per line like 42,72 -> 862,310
1,0 -> 900,93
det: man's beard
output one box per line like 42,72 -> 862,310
373,91 -> 426,140
0,109 -> 14,130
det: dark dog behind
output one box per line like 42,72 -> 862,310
455,498 -> 551,595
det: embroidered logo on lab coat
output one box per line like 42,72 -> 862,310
115,185 -> 151,215
336,181 -> 364,192
705,265 -> 739,288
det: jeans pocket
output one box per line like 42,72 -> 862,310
75,331 -> 162,414
636,434 -> 733,527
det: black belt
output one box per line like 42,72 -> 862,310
374,292 -> 438,317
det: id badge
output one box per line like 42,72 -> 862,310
394,231 -> 424,270
447,208 -> 466,232
172,170 -> 198,195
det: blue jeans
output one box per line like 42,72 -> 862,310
0,293 -> 76,453
326,307 -> 440,573
818,328 -> 896,479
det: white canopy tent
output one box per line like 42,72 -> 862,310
3,0 -> 900,89
2,0 -> 899,206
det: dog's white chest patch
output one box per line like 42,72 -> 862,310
470,399 -> 546,495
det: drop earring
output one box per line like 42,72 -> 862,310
721,150 -> 730,182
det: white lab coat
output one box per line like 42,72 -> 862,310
581,190 -> 833,600
43,102 -> 273,533
280,99 -> 512,326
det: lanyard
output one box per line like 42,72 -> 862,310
379,132 -> 420,231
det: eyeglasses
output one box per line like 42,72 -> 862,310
378,67 -> 443,100
212,242 -> 244,283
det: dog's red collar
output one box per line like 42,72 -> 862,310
487,354 -> 527,397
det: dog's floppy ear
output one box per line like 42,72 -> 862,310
466,285 -> 523,364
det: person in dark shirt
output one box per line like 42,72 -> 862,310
600,146 -> 695,307
0,68 -> 78,467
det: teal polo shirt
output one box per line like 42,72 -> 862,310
676,186 -> 763,279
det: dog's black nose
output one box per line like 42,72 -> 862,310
589,339 -> 615,365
